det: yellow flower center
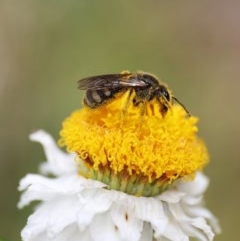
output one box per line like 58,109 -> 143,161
59,90 -> 209,196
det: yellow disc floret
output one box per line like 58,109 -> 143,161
59,90 -> 209,196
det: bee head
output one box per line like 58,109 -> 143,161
158,86 -> 190,117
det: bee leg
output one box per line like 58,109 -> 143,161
139,100 -> 147,117
161,105 -> 168,117
134,101 -> 147,130
132,95 -> 142,106
132,96 -> 147,121
121,89 -> 134,119
157,97 -> 170,117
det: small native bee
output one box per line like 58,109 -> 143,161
77,71 -> 189,116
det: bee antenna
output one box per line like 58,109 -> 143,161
172,96 -> 191,117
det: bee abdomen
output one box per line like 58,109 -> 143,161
84,89 -> 114,108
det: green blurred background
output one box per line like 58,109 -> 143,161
0,0 -> 239,240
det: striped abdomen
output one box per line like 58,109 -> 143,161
84,88 -> 120,108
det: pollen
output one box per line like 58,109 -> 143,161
59,90 -> 209,196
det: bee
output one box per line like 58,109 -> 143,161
77,71 -> 189,116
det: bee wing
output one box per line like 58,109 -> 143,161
77,73 -> 147,90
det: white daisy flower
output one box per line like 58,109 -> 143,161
19,76 -> 220,241
18,130 -> 220,241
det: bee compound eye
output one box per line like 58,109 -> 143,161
161,87 -> 170,101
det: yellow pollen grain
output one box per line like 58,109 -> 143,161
59,91 -> 209,182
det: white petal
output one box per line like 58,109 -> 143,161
189,218 -> 214,241
78,189 -> 113,213
134,197 -> 167,236
22,196 -> 79,239
181,194 -> 204,206
18,173 -> 106,208
157,189 -> 185,203
52,224 -> 93,241
157,219 -> 189,241
23,223 -> 93,241
18,174 -> 83,208
168,203 -> 214,241
185,206 -> 221,234
89,212 -> 122,241
139,222 -> 153,241
77,211 -> 95,232
176,172 -> 209,196
181,223 -> 209,241
111,203 -> 143,241
30,130 -> 76,176
76,189 -> 114,231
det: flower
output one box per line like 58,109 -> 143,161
19,80 -> 220,241
59,90 -> 208,196
18,131 -> 220,241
